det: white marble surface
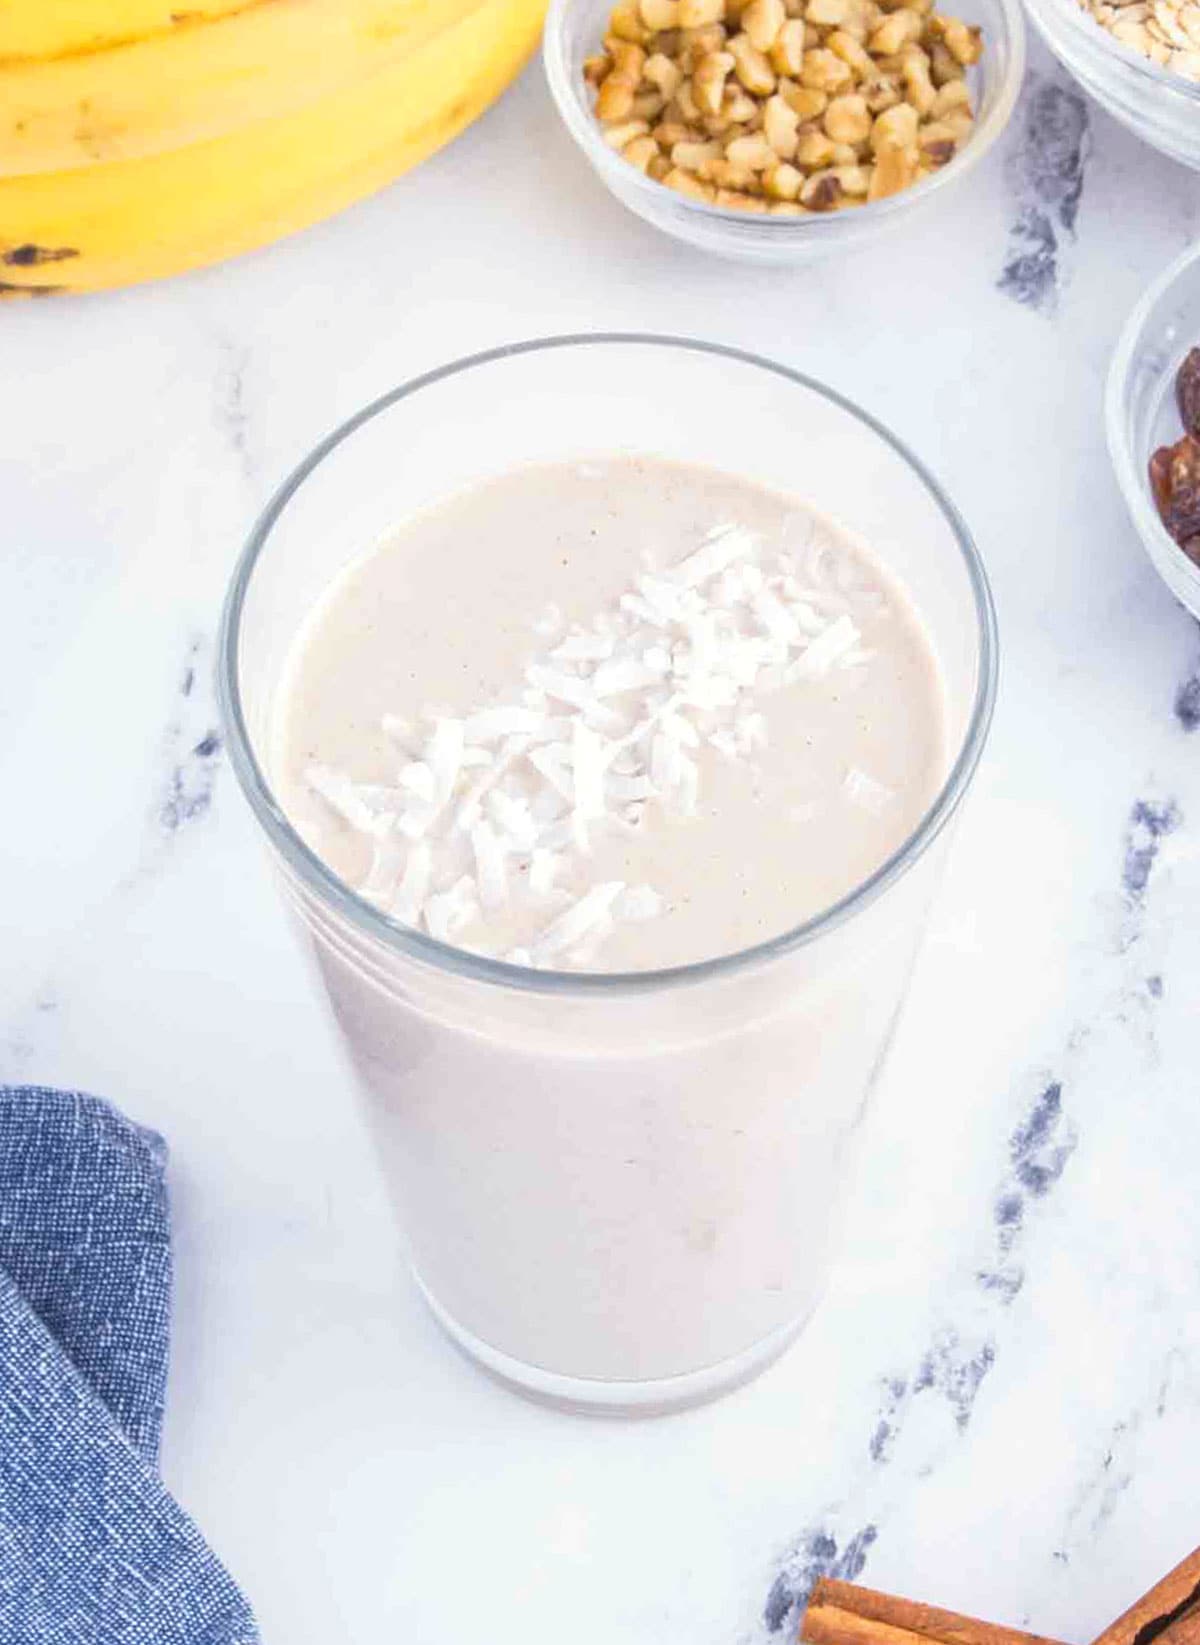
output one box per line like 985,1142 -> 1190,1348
3,36 -> 1200,1645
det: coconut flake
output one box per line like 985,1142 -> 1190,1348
528,744 -> 576,805
486,789 -> 538,852
398,761 -> 436,803
605,772 -> 655,802
552,631 -> 614,664
843,767 -> 894,814
531,784 -> 566,824
306,764 -> 394,838
788,600 -> 828,636
360,834 -> 406,906
528,848 -> 561,897
452,734 -> 530,835
650,730 -> 681,795
620,592 -> 666,628
563,912 -> 615,968
569,808 -> 591,854
677,673 -> 738,712
392,840 -> 432,926
675,524 -> 757,588
753,588 -> 802,647
426,719 -> 464,808
616,884 -> 664,922
572,720 -> 606,821
591,657 -> 662,698
526,664 -> 598,713
537,816 -> 579,852
351,783 -> 407,811
635,573 -> 689,623
660,710 -> 700,749
676,753 -> 699,815
735,712 -> 767,754
532,881 -> 625,962
470,820 -> 508,910
381,713 -> 417,751
786,614 -> 860,682
464,705 -> 546,742
424,874 -> 478,942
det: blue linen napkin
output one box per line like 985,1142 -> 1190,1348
0,1086 -> 259,1645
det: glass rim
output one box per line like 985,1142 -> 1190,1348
217,333 -> 999,997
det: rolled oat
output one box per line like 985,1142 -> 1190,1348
1079,0 -> 1200,78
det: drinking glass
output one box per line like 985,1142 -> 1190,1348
218,335 -> 997,1415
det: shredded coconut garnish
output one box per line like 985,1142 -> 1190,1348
305,518 -> 881,969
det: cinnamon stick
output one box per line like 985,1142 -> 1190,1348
1090,1549 -> 1200,1645
802,1578 -> 1064,1645
1155,1613 -> 1200,1645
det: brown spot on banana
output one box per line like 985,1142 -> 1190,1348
0,280 -> 63,297
2,244 -> 80,266
0,0 -> 276,67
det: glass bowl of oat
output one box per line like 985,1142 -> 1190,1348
1108,240 -> 1200,620
544,0 -> 1025,261
1023,0 -> 1200,168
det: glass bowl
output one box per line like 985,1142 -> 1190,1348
543,0 -> 1025,262
1023,0 -> 1200,169
1107,241 -> 1200,621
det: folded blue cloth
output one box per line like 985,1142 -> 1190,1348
0,1086 -> 259,1645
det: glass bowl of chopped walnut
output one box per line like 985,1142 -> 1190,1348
1024,0 -> 1200,168
1108,241 -> 1200,620
544,0 -> 1024,259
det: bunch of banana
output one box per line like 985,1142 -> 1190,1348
0,0 -> 545,296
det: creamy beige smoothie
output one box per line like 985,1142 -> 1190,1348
263,454 -> 950,1404
276,457 -> 946,971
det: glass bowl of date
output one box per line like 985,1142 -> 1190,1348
1108,239 -> 1200,620
1023,0 -> 1200,169
543,0 -> 1025,262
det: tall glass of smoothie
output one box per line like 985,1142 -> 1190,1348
219,337 -> 996,1415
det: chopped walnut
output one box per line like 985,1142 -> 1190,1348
585,0 -> 980,213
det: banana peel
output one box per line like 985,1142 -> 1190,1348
0,0 -> 489,176
0,0 -> 544,296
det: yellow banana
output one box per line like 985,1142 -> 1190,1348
0,0 -> 542,296
0,1 -> 254,63
0,0 -> 497,176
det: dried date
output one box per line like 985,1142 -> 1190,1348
1149,433 -> 1200,565
1177,347 -> 1200,439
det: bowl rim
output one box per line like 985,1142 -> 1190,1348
1106,239 -> 1200,615
218,333 -> 998,997
542,0 -> 1026,236
1022,0 -> 1200,102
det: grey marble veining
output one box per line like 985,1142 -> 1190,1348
999,78 -> 1092,311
